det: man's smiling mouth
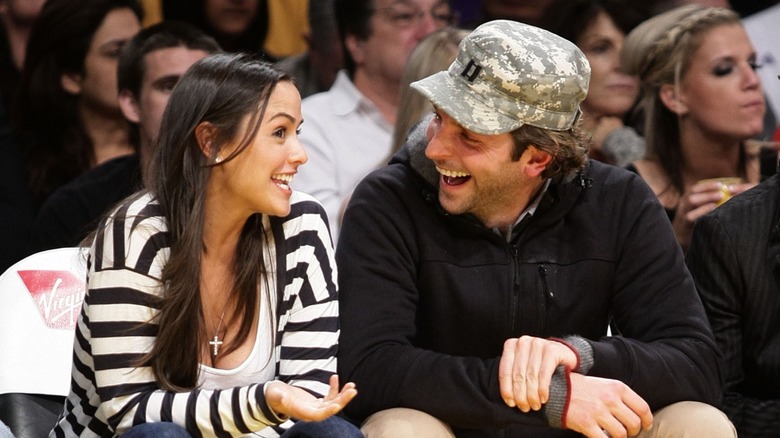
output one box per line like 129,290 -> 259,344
436,166 -> 471,186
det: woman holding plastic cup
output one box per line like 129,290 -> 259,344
622,5 -> 766,252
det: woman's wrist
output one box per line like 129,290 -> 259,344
262,381 -> 291,423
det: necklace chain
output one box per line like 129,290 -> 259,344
208,305 -> 228,356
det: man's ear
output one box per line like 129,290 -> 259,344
195,121 -> 219,160
522,145 -> 554,178
659,84 -> 689,115
344,34 -> 365,65
60,72 -> 83,95
118,90 -> 141,124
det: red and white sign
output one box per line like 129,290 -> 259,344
0,248 -> 88,396
17,270 -> 85,329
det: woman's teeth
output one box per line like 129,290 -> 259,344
272,174 -> 292,189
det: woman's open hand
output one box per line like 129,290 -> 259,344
265,375 -> 357,422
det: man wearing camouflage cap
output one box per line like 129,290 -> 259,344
336,20 -> 734,437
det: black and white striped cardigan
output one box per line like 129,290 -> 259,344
51,191 -> 339,438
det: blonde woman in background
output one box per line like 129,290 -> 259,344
391,26 -> 470,154
622,5 -> 765,252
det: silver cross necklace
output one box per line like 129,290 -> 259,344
208,307 -> 228,356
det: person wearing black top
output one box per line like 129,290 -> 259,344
687,171 -> 780,437
0,99 -> 33,272
28,21 -> 221,252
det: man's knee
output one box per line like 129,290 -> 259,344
638,401 -> 736,438
361,408 -> 454,438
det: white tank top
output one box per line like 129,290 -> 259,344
198,243 -> 278,389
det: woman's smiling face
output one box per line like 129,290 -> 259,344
209,81 -> 308,218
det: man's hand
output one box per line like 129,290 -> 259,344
498,336 -> 578,412
566,373 -> 653,438
265,375 -> 357,422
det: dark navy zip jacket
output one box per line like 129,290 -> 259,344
337,129 -> 722,437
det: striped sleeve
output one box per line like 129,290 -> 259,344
273,192 -> 340,398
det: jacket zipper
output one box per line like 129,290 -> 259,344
538,264 -> 554,332
510,245 -> 520,332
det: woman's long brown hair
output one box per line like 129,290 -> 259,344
142,53 -> 290,390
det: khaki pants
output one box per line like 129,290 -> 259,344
361,402 -> 736,438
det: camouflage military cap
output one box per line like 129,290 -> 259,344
411,20 -> 590,135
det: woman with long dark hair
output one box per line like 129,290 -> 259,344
50,53 -> 360,437
14,0 -> 142,209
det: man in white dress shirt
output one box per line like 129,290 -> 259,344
293,0 -> 455,241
